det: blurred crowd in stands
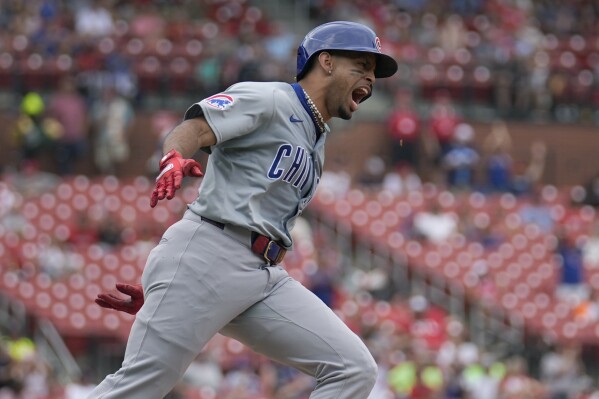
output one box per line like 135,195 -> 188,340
2,0 -> 599,398
0,0 -> 598,123
311,0 -> 599,124
1,176 -> 599,397
374,93 -> 548,197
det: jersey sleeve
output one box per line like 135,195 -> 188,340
183,82 -> 275,144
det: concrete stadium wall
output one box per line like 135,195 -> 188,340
1,111 -> 597,187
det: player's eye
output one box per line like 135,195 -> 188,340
357,59 -> 373,71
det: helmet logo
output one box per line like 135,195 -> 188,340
375,37 -> 382,52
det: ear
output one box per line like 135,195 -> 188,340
317,51 -> 334,75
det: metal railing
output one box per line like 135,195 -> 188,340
306,208 -> 525,356
0,293 -> 81,384
35,318 -> 82,384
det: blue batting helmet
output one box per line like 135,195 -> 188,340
296,21 -> 398,81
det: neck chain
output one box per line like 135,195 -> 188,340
303,89 -> 325,134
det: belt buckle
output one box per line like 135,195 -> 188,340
263,240 -> 285,265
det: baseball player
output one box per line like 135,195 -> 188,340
89,21 -> 397,399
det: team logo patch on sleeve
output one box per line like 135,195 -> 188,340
204,94 -> 235,110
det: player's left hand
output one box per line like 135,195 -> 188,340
95,283 -> 145,315
150,149 -> 204,208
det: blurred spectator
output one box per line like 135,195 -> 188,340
97,214 -> 123,247
386,353 -> 443,399
386,358 -> 418,398
457,204 -> 505,249
0,329 -> 55,399
263,21 -> 297,63
74,0 -> 114,38
2,167 -> 60,199
3,330 -> 35,366
67,212 -> 99,248
576,171 -> 599,207
499,356 -> 547,399
357,156 -> 387,191
386,89 -> 421,170
582,222 -> 599,268
540,345 -> 590,399
37,236 -> 79,279
411,362 -> 443,398
511,140 -> 547,196
440,123 -> 480,190
218,362 -> 263,399
411,201 -> 458,244
269,366 -> 314,399
443,364 -> 466,399
0,189 -> 24,234
555,229 -> 588,303
436,318 -> 479,371
11,92 -> 63,172
519,185 -> 554,233
528,50 -> 553,121
320,156 -> 352,199
14,353 -> 50,399
133,221 -> 162,255
91,85 -> 134,175
0,339 -> 20,394
425,90 -> 462,161
64,373 -> 96,399
146,111 -> 179,176
308,266 -> 335,309
181,352 -> 224,392
194,45 -> 225,97
461,354 -> 504,399
129,3 -> 166,40
574,290 -> 599,324
382,162 -> 422,196
357,267 -> 395,302
103,51 -> 138,100
474,261 -> 499,308
47,77 -> 89,175
438,15 -> 468,54
407,295 -> 447,352
482,120 -> 514,193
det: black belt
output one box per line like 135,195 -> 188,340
201,216 -> 226,230
201,216 -> 286,265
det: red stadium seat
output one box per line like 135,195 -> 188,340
166,57 -> 193,94
135,56 -> 164,93
0,52 -> 15,89
72,175 -> 91,192
18,53 -> 55,91
83,263 -> 102,282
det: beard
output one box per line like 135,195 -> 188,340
337,104 -> 353,120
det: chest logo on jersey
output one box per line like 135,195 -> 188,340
267,144 -> 312,190
204,94 -> 234,110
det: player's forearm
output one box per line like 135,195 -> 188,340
162,118 -> 216,158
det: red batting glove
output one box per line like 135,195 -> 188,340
95,283 -> 145,315
150,149 -> 203,208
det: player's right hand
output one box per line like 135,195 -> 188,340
95,283 -> 145,315
150,149 -> 203,208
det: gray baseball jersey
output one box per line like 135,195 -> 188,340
183,81 -> 329,248
88,82 -> 378,399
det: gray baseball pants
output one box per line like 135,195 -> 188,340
87,210 -> 377,398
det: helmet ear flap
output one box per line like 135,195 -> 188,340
296,54 -> 317,81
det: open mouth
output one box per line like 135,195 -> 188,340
350,86 -> 371,111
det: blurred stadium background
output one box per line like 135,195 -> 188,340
1,0 -> 599,398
